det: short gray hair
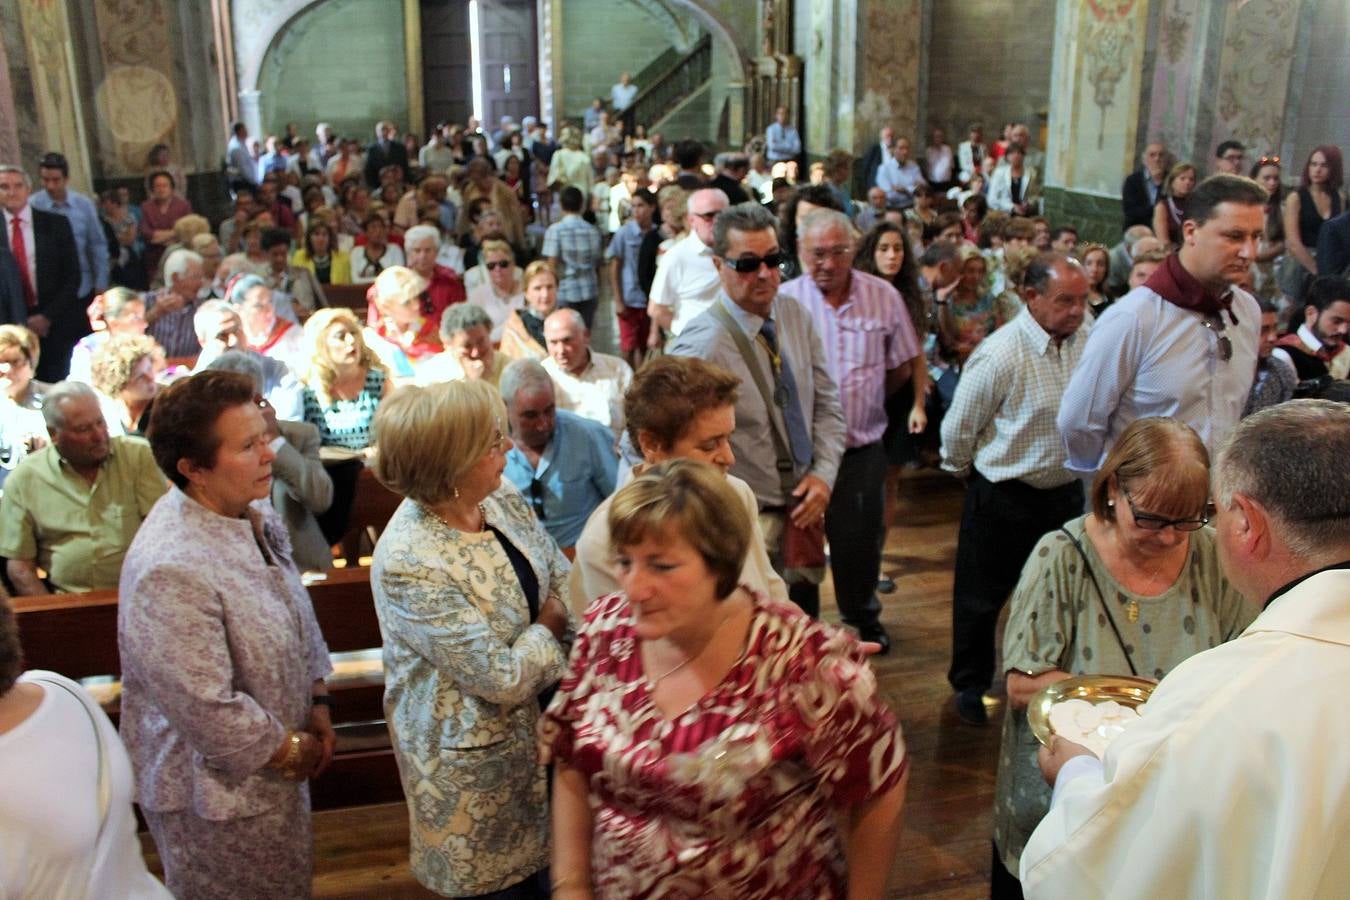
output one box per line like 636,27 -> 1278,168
544,307 -> 586,334
439,303 -> 492,339
164,248 -> 203,285
42,381 -> 99,430
403,224 -> 440,250
711,201 -> 779,257
203,350 -> 265,392
1214,400 -> 1350,557
193,300 -> 237,342
0,165 -> 30,188
798,208 -> 857,245
499,358 -> 553,407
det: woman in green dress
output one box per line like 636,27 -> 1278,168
990,417 -> 1257,898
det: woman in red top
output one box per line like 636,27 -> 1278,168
401,224 -> 465,329
139,170 -> 193,275
366,266 -> 441,363
542,461 -> 909,900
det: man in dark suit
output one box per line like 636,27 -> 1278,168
859,125 -> 893,196
1,164 -> 84,382
1120,141 -> 1169,231
363,120 -> 409,189
710,153 -> 751,206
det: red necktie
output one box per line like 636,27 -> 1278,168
10,215 -> 35,309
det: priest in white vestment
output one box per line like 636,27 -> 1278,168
1022,400 -> 1350,899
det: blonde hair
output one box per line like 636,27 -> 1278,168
172,214 -> 211,245
480,238 -> 513,260
371,266 -> 429,314
302,308 -> 386,407
608,459 -> 750,599
373,380 -> 503,505
1091,417 -> 1210,523
523,258 -> 557,289
90,333 -> 163,395
0,324 -> 40,368
99,286 -> 144,322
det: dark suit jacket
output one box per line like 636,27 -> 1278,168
860,142 -> 888,195
0,233 -> 26,326
363,140 -> 410,188
1121,170 -> 1162,231
1317,209 -> 1350,278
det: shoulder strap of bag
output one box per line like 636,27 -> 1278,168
32,677 -> 112,846
1056,526 -> 1139,676
709,301 -> 798,501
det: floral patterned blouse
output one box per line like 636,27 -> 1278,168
539,591 -> 908,899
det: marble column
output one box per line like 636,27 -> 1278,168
239,89 -> 263,143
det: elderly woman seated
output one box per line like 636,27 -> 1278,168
0,325 -> 49,488
370,379 -> 573,898
90,333 -> 164,437
541,460 -> 909,899
228,274 -> 307,377
571,355 -> 787,611
363,266 -> 442,376
990,417 -> 1256,895
401,224 -> 466,327
416,303 -> 506,387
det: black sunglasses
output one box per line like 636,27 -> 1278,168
721,252 -> 785,274
1121,488 -> 1213,532
1200,316 -> 1232,362
484,259 -> 512,270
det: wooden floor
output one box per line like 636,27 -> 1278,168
275,467 -> 1003,898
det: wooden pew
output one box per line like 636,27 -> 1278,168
324,283 -> 370,312
11,567 -> 403,812
337,465 -> 404,566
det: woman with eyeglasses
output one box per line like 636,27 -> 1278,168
989,416 -> 1255,899
466,237 -> 524,342
370,380 -> 573,899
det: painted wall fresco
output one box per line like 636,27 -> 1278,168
16,0 -> 93,190
1207,0 -> 1299,160
854,0 -> 922,152
91,0 -> 182,178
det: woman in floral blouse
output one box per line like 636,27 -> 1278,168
371,380 -> 573,898
541,460 -> 909,899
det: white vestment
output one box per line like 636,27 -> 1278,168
1021,568 -> 1350,899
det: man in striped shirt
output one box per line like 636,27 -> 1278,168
939,253 -> 1090,724
780,208 -> 922,652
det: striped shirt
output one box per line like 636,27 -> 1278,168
542,215 -> 602,304
144,288 -> 202,358
941,308 -> 1086,489
780,271 -> 920,448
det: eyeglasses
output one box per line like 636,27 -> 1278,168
721,252 -> 785,274
528,478 -> 547,520
484,259 -> 512,271
1222,153 -> 1245,162
1200,316 -> 1232,362
1121,487 -> 1213,532
690,211 -> 720,222
807,245 -> 853,264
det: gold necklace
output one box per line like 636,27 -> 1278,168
645,611 -> 734,686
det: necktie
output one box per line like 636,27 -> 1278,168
758,319 -> 813,470
10,216 -> 35,309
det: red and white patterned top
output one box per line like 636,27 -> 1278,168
539,590 -> 908,899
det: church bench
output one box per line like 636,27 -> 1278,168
323,283 -> 370,312
11,566 -> 404,812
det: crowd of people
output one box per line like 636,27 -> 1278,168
1,90 -> 1349,900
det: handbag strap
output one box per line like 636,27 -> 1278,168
1056,526 -> 1139,677
709,301 -> 799,501
32,677 -> 112,847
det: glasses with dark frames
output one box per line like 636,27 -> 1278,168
1121,487 -> 1213,532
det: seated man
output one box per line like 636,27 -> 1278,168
541,308 -> 633,442
1272,275 -> 1350,380
145,248 -> 205,358
192,300 -> 304,420
416,303 -> 507,386
500,359 -> 617,550
0,381 -> 167,594
204,352 -> 334,572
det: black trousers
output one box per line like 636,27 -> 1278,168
788,443 -> 887,627
948,469 -> 1083,694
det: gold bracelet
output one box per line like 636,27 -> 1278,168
278,731 -> 303,776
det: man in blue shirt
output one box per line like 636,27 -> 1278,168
765,106 -> 802,164
606,187 -> 656,369
500,358 -> 617,550
30,152 -> 108,301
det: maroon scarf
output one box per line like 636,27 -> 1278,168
1144,252 -> 1239,324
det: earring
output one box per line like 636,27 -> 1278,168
1107,499 -> 1115,508
453,486 -> 461,500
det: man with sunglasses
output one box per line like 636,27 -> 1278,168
648,188 -> 728,340
668,202 -> 846,621
1059,175 -> 1265,472
1026,400 -> 1350,898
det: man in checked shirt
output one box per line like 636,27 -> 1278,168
939,253 -> 1090,724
